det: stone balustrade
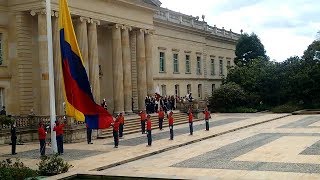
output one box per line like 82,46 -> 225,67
154,8 -> 241,40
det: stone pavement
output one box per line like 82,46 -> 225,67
0,113 -> 293,179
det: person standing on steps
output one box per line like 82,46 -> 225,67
38,122 -> 47,156
146,114 -> 152,146
158,107 -> 165,130
112,117 -> 120,148
188,108 -> 193,135
53,119 -> 65,155
168,111 -> 174,140
118,113 -> 125,139
10,119 -> 17,155
139,111 -> 147,134
203,107 -> 211,131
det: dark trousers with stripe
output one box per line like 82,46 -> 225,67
11,139 -> 16,155
205,119 -> 209,130
113,130 -> 119,147
56,135 -> 64,154
141,120 -> 146,134
189,122 -> 193,135
169,125 -> 174,140
159,118 -> 163,130
40,139 -> 46,156
119,124 -> 124,137
147,130 -> 152,145
87,128 -> 92,144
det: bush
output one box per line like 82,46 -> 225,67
0,158 -> 38,180
0,115 -> 14,126
228,107 -> 258,113
271,103 -> 301,113
38,154 -> 73,176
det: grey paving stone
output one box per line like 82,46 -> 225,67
279,116 -> 320,128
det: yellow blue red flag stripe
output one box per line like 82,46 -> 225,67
59,0 -> 113,129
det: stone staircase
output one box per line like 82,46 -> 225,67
97,111 -> 202,139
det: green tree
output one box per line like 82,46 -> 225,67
235,33 -> 268,65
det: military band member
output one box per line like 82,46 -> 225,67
146,114 -> 152,146
118,113 -> 125,138
158,107 -> 165,130
112,117 -> 120,148
188,108 -> 193,135
168,111 -> 174,140
204,107 -> 211,131
139,111 -> 147,134
38,122 -> 47,156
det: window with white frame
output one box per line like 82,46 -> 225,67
198,84 -> 202,99
187,84 -> 191,94
0,88 -> 4,108
185,55 -> 190,73
174,84 -> 180,97
0,33 -> 3,65
196,56 -> 201,74
219,59 -> 223,76
173,53 -> 179,73
161,85 -> 166,96
159,52 -> 165,72
211,59 -> 215,75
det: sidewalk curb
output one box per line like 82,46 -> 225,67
93,114 -> 291,171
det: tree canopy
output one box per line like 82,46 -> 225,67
235,33 -> 267,65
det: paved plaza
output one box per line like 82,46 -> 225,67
2,113 -> 320,179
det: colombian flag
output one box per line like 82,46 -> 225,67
59,0 -> 113,129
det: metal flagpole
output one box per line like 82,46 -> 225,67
46,0 -> 57,153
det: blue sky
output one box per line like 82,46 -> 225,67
160,0 -> 319,61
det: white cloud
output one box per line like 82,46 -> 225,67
160,0 -> 319,61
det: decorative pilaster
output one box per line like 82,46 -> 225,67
121,25 -> 133,113
112,24 -> 124,114
145,30 -> 154,96
75,16 -> 90,75
52,11 -> 64,115
88,19 -> 101,103
136,29 -> 147,111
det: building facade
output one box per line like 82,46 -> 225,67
0,0 -> 240,116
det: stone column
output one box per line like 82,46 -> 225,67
112,24 -> 124,114
75,17 -> 90,75
52,11 -> 64,115
121,26 -> 133,114
88,19 -> 101,103
37,10 -> 50,115
145,30 -> 154,96
136,29 -> 147,111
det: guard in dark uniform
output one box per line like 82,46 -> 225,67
168,111 -> 174,140
86,124 -> 93,144
113,117 -> 120,148
146,114 -> 152,146
0,106 -> 6,115
10,120 -> 17,155
188,109 -> 193,135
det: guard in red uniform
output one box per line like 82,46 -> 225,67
203,107 -> 211,131
53,120 -> 65,155
158,108 -> 165,130
38,122 -> 47,156
146,114 -> 152,146
168,111 -> 174,140
139,111 -> 147,134
188,109 -> 193,135
118,113 -> 125,138
113,117 -> 120,148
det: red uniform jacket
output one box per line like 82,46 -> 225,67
188,113 -> 193,123
118,116 -> 125,124
204,111 -> 211,120
168,116 -> 174,126
53,124 -> 65,136
38,127 -> 46,140
113,121 -> 120,131
158,111 -> 165,119
139,113 -> 146,121
146,119 -> 152,130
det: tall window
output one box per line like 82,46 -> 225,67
175,84 -> 180,97
159,52 -> 165,72
0,33 -> 3,65
187,84 -> 191,94
185,55 -> 190,73
196,56 -> 201,74
161,85 -> 167,96
227,60 -> 231,67
219,59 -> 223,76
211,59 -> 215,75
0,88 -> 4,108
173,53 -> 179,73
198,84 -> 202,99
212,84 -> 216,93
